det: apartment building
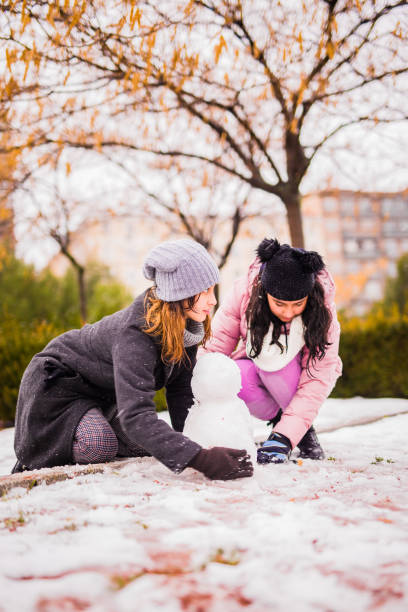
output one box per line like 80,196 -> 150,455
303,190 -> 408,314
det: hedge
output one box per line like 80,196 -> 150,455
0,317 -> 64,425
1,315 -> 407,425
331,316 -> 408,399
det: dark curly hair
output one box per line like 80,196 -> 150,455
245,272 -> 332,374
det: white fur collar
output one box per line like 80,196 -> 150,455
246,315 -> 305,372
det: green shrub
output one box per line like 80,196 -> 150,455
332,251 -> 408,398
0,252 -> 80,328
0,316 -> 64,423
332,311 -> 408,398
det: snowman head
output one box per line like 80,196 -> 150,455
191,353 -> 242,402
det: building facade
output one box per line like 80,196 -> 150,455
303,190 -> 408,314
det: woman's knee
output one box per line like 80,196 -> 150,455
72,408 -> 118,464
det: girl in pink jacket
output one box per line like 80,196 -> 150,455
204,238 -> 342,464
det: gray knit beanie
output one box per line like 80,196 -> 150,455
142,238 -> 220,302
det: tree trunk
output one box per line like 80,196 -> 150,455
76,265 -> 87,324
284,193 -> 305,248
58,244 -> 88,324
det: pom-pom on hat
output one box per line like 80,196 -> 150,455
257,238 -> 325,301
143,238 -> 220,302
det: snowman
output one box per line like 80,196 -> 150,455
183,352 -> 257,465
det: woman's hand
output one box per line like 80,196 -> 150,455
188,447 -> 253,480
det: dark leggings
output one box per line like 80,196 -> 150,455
72,408 -> 149,464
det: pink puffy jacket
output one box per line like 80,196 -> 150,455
202,259 -> 343,447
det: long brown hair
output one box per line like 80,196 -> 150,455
143,288 -> 211,364
246,272 -> 332,373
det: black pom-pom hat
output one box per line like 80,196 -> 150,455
256,238 -> 325,301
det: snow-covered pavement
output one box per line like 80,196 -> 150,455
1,398 -> 408,612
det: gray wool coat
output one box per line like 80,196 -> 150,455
12,291 -> 202,473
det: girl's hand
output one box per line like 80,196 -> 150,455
257,432 -> 292,464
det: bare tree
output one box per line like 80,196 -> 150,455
47,202 -> 88,324
18,179 -> 92,323
2,0 -> 407,246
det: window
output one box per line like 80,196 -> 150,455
344,238 -> 359,255
360,218 -> 377,234
323,197 -> 338,213
358,197 -> 374,217
327,239 -> 341,253
340,198 -> 355,216
343,236 -> 378,258
384,239 -> 399,258
325,219 -> 339,232
381,197 -> 408,218
361,238 -> 376,253
383,220 -> 408,236
342,218 -> 357,232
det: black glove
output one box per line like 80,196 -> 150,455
257,432 -> 292,464
188,447 -> 254,480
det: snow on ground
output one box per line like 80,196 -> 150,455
0,398 -> 408,612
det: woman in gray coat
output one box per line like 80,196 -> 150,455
12,239 -> 253,481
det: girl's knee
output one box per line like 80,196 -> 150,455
235,359 -> 279,420
236,359 -> 264,398
257,357 -> 301,409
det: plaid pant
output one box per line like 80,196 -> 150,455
72,408 -> 150,464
